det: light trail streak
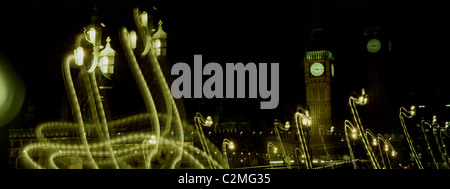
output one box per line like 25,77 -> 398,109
20,8 -> 226,169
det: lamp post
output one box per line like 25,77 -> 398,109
62,54 -> 98,168
425,115 -> 449,169
320,125 -> 333,161
294,109 -> 312,169
374,133 -> 396,169
194,112 -> 215,168
274,119 -> 291,169
142,135 -> 157,168
152,20 -> 167,57
86,7 -> 102,47
21,7 -> 193,169
364,129 -> 380,167
420,119 -> 439,168
364,129 -> 395,169
126,8 -> 184,169
99,37 -> 116,79
344,120 -> 358,169
400,105 -> 423,169
294,148 -> 306,168
61,9 -> 119,168
443,122 -> 450,166
267,142 -> 278,168
439,122 -> 449,168
432,116 -> 449,168
222,139 -> 234,169
348,88 -> 380,169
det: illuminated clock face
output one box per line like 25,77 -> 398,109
367,38 -> 381,53
310,62 -> 324,77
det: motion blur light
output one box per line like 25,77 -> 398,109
130,30 -> 137,49
140,11 -> 148,28
285,121 -> 290,129
0,56 -> 25,127
148,135 -> 157,145
302,118 -> 307,125
204,116 -> 213,126
88,27 -> 96,44
229,142 -> 234,150
74,47 -> 84,66
351,129 -> 357,139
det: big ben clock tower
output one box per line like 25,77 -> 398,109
362,26 -> 392,131
304,27 -> 334,159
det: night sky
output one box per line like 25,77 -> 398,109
1,0 -> 450,168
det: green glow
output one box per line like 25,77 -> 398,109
367,38 -> 381,53
0,55 -> 25,127
0,73 -> 7,109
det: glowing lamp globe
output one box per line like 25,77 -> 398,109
152,20 -> 167,56
86,8 -> 102,47
130,30 -> 137,49
140,11 -> 148,28
74,47 -> 84,66
99,37 -> 116,79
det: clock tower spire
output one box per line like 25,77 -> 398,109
304,26 -> 334,160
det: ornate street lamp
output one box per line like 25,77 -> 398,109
194,112 -> 215,168
295,110 -> 312,169
347,88 -> 380,169
61,8 -> 119,168
152,20 -> 167,57
400,105 -> 423,169
222,139 -> 234,169
274,119 -> 291,169
267,142 -> 278,168
74,8 -> 116,79
85,9 -> 102,47
99,37 -> 116,79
